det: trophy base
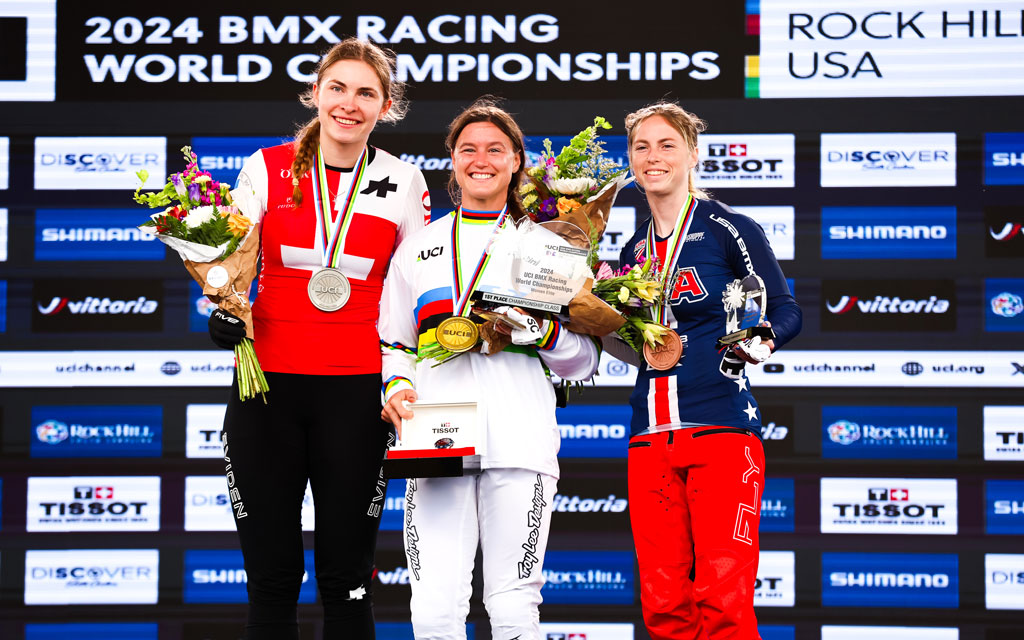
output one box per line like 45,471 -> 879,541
715,325 -> 776,349
383,448 -> 482,479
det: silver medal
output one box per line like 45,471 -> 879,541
307,267 -> 351,312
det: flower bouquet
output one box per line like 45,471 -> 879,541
134,146 -> 268,402
591,259 -> 673,353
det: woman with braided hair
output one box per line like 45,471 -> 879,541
210,38 -> 430,639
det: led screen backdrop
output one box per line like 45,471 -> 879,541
0,1 -> 1023,639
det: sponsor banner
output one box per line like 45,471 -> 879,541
24,549 -> 159,605
743,350 -> 1024,388
377,623 -> 475,640
986,553 -> 1024,610
380,478 -> 406,532
184,549 -> 316,603
1,208 -> 8,262
986,278 -> 1024,332
984,406 -> 1024,461
821,627 -> 958,640
0,350 -> 235,387
24,623 -> 159,640
185,404 -> 226,458
526,135 -> 629,172
0,0 -> 56,101
539,623 -> 634,640
57,7 -> 744,101
761,478 -> 794,533
185,475 -> 313,531
822,279 -> 955,332
0,279 -> 7,333
821,552 -> 958,608
821,406 -> 957,460
34,209 -> 164,261
0,136 -> 8,188
190,136 -> 286,185
759,627 -> 796,640
985,206 -> 1024,258
182,623 -> 316,640
820,478 -> 957,535
753,0 -> 1024,98
733,206 -> 794,260
696,134 -> 795,188
555,404 -> 630,458
551,475 -> 629,533
759,405 -> 794,458
26,476 -> 160,532
31,405 -> 162,458
821,206 -> 957,259
820,133 -> 956,187
985,133 -> 1024,185
32,278 -> 164,332
755,550 -> 795,607
541,551 -> 635,605
34,136 -> 166,190
986,480 -> 1024,535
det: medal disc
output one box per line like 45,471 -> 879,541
436,316 -> 480,353
308,268 -> 351,312
643,329 -> 683,371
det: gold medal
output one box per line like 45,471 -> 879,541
436,316 -> 480,353
643,329 -> 683,371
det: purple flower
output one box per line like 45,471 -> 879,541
170,173 -> 188,199
188,182 -> 201,204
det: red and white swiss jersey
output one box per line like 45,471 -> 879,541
233,143 -> 429,374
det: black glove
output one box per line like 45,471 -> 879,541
208,309 -> 246,349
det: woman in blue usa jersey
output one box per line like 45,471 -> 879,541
613,102 -> 801,639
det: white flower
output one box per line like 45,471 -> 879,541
550,177 -> 598,195
184,205 -> 217,228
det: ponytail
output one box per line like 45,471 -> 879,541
289,117 -> 320,205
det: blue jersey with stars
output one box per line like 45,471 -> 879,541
619,198 -> 802,437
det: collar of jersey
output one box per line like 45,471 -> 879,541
454,208 -> 503,224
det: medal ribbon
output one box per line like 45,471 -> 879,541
647,194 -> 697,324
450,206 -> 509,317
310,145 -> 368,269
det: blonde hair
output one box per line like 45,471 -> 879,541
625,102 -> 708,199
290,38 -> 407,204
444,96 -> 527,221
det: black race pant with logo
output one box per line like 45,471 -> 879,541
222,372 -> 392,640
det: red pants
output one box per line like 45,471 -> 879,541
628,427 -> 765,640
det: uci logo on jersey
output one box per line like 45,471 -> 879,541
416,246 -> 444,262
669,267 -> 708,304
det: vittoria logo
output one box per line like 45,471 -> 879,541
821,280 -> 955,332
32,279 -> 163,332
985,205 -> 1024,259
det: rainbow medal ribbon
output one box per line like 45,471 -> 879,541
306,145 -> 368,312
435,207 -> 509,353
642,194 -> 696,371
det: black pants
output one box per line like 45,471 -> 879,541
223,371 -> 392,640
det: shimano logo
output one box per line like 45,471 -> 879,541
829,225 -> 947,240
826,295 -> 949,315
37,296 -> 158,315
193,569 -> 247,584
41,228 -> 156,242
830,572 -> 949,588
993,152 -> 1024,167
200,155 -> 247,171
558,424 -> 627,439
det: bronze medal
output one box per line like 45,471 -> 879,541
643,329 -> 683,371
436,316 -> 480,353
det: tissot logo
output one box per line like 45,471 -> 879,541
32,279 -> 163,332
985,206 -> 1024,258
983,406 -> 1024,461
820,477 -> 957,535
821,206 -> 957,259
821,280 -> 955,332
820,133 -> 957,187
755,551 -> 795,607
27,476 -> 160,532
186,404 -> 226,458
821,552 -> 959,608
696,134 -> 795,188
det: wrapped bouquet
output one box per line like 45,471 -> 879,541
134,146 -> 268,402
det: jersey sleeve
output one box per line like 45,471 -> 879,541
230,150 -> 269,225
379,247 -> 419,401
723,210 -> 803,349
535,321 -> 601,381
396,167 -> 429,248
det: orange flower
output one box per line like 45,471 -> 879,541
225,212 -> 252,236
556,197 -> 581,214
